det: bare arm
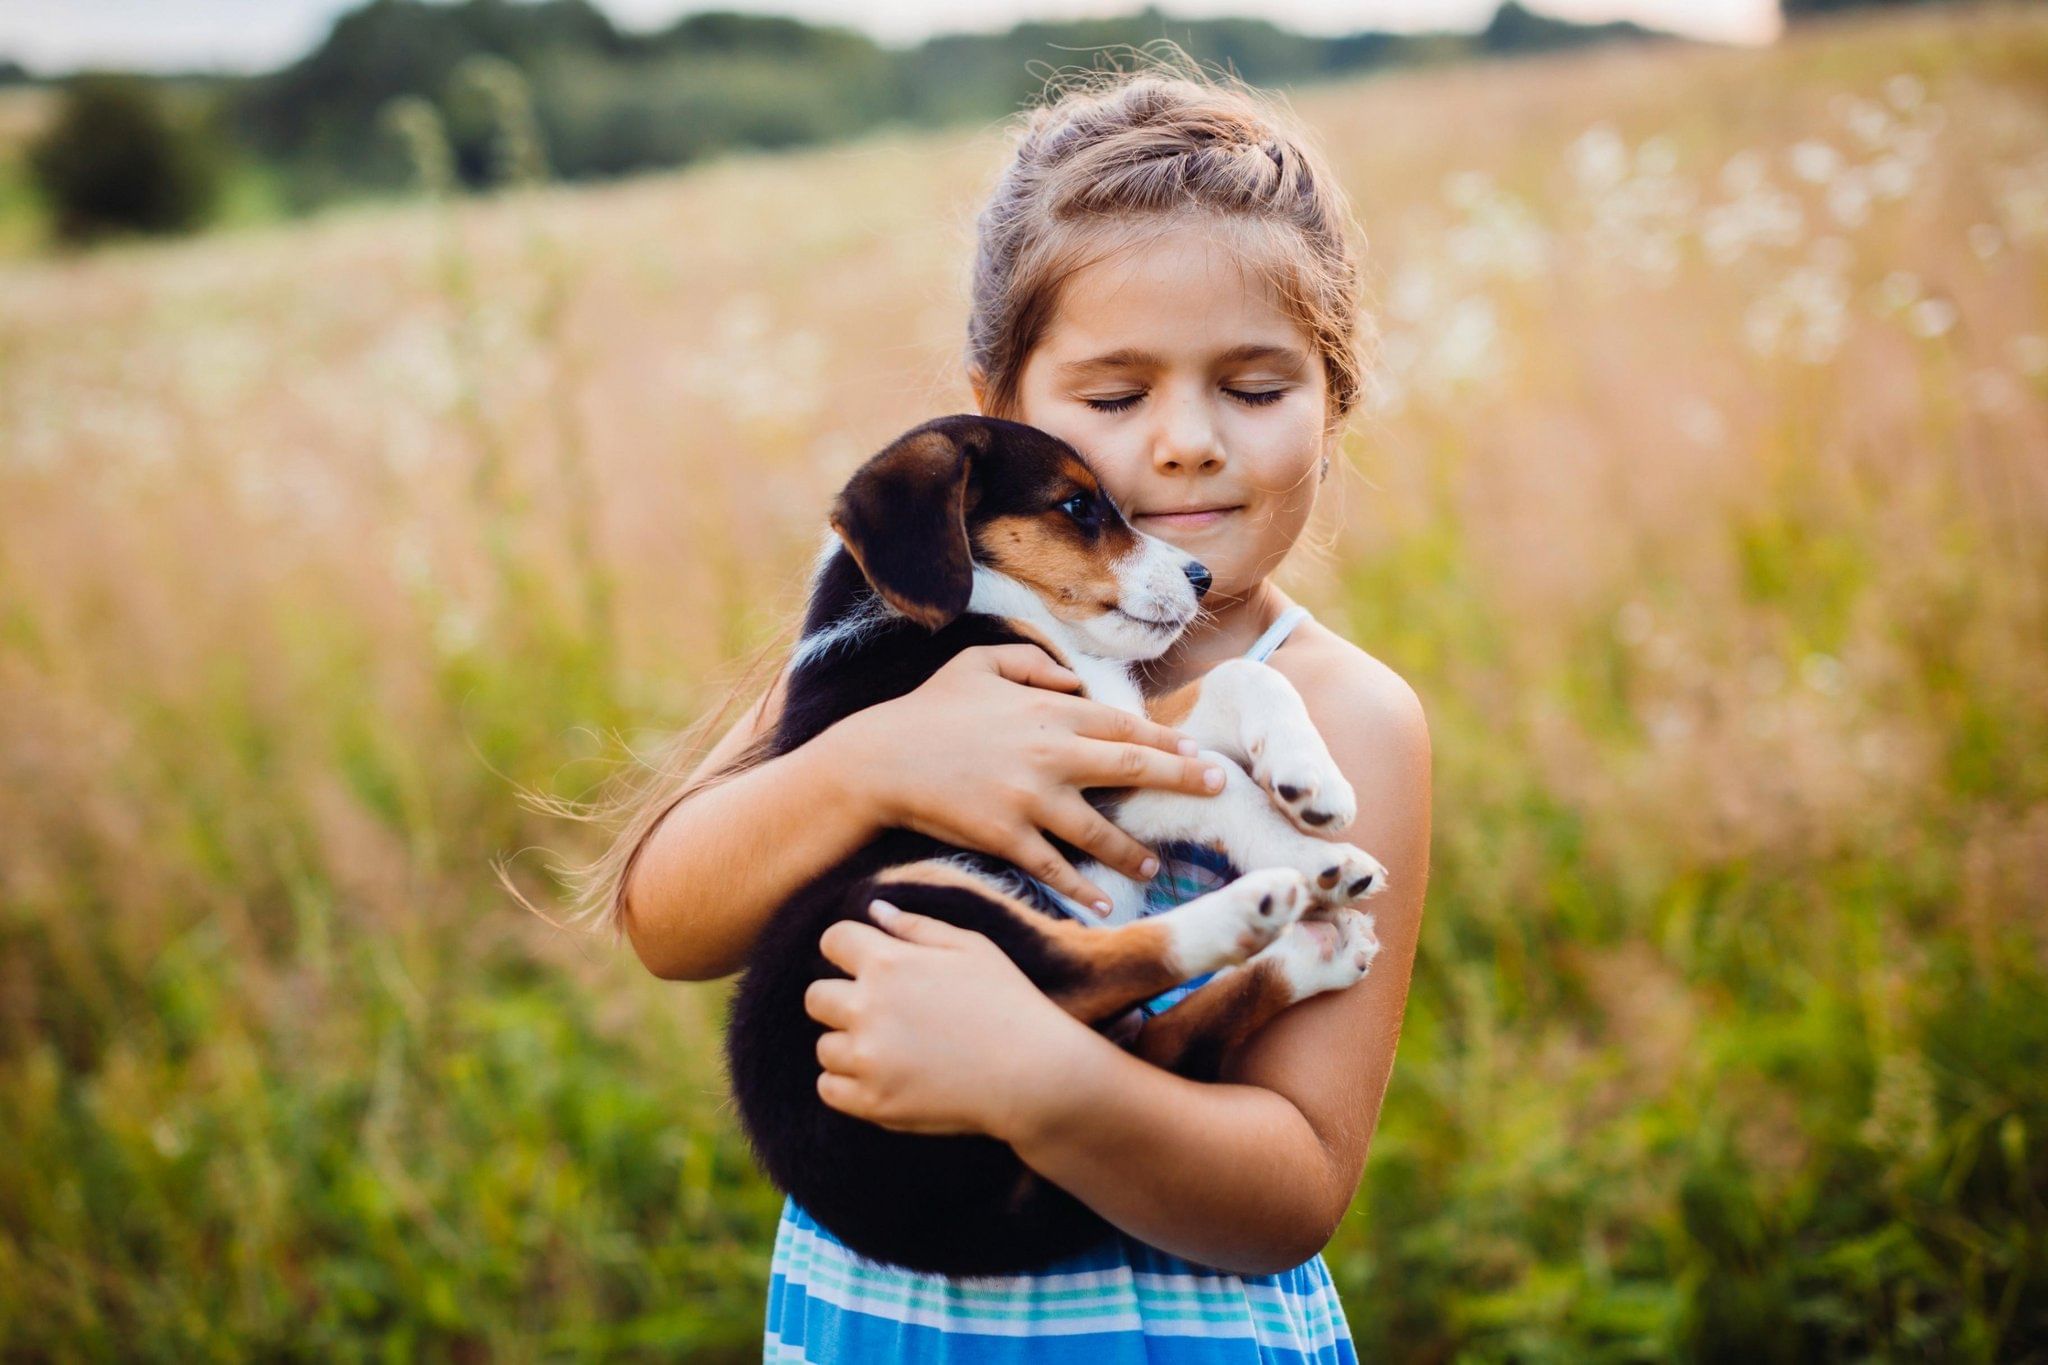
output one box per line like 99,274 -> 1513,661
988,658 -> 1433,1272
621,666 -> 878,981
622,644 -> 1223,981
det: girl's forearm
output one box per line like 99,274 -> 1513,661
624,723 -> 885,981
997,1020 -> 1348,1276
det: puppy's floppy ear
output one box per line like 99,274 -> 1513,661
829,419 -> 988,631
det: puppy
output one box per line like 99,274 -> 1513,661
723,414 -> 1385,1276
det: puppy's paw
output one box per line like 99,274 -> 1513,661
1258,907 -> 1380,1001
1166,867 -> 1312,975
1284,840 -> 1386,910
1247,724 -> 1358,836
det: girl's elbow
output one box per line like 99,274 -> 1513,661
619,881 -> 721,982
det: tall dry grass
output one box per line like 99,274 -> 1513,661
2,6 -> 2044,1357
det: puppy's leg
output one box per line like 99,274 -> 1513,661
1131,907 -> 1381,1079
1152,659 -> 1357,836
1113,760 -> 1386,910
870,861 -> 1312,1026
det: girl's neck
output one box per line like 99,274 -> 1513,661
1136,578 -> 1293,696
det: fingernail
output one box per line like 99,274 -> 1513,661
1139,856 -> 1160,878
1203,766 -> 1225,791
1092,899 -> 1113,917
1177,738 -> 1200,756
870,899 -> 900,921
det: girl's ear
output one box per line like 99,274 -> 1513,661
828,419 -> 986,630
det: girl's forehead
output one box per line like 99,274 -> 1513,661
1042,218 -> 1312,358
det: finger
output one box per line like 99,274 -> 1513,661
816,1028 -> 862,1075
1071,737 -> 1227,798
867,899 -> 984,948
817,917 -> 896,973
803,977 -> 860,1029
1009,830 -> 1114,918
818,1070 -> 869,1117
1061,697 -> 1201,757
1040,798 -> 1161,885
977,643 -> 1083,694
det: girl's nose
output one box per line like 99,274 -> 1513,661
1151,387 -> 1227,475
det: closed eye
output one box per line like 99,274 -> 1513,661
1081,388 -> 1290,413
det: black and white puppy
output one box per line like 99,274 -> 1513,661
722,414 -> 1385,1277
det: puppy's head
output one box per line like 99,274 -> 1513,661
829,414 -> 1209,660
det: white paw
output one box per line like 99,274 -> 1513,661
1166,868 -> 1312,975
1247,721 -> 1358,836
1263,837 -> 1386,910
1258,908 -> 1380,1000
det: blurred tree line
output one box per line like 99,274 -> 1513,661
227,0 -> 1673,207
19,0 -> 1681,242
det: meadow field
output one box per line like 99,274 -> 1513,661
3,5 -> 2045,1358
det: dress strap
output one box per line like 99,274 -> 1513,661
1244,603 -> 1312,662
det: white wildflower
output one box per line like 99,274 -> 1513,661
1790,140 -> 1843,185
1444,170 -> 1492,211
1800,653 -> 1845,695
1876,270 -> 1922,313
1720,150 -> 1769,197
1868,157 -> 1914,201
1388,264 -> 1440,324
1885,74 -> 1925,112
1906,298 -> 1957,339
1676,397 -> 1728,448
1431,296 -> 1501,387
1845,98 -> 1892,150
1569,124 -> 1630,194
1636,135 -> 1679,178
1827,171 -> 1872,229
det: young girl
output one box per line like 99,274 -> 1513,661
586,58 -> 1430,1364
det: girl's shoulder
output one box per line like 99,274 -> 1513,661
1263,614 -> 1429,774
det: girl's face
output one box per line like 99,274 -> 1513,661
1001,220 -> 1329,604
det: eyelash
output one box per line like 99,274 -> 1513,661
1081,388 -> 1288,413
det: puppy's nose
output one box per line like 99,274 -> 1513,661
1183,562 -> 1212,599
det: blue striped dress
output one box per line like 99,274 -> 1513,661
764,605 -> 1357,1363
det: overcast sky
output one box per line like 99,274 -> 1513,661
0,0 -> 1781,75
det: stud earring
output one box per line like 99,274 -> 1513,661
1319,454 -> 1332,481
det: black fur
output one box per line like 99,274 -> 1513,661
723,415 -> 1198,1277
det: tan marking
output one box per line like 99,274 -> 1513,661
872,860 -> 1209,1026
977,513 -> 1124,625
1132,957 -> 1299,1074
880,860 -> 1010,896
1147,679 -> 1203,728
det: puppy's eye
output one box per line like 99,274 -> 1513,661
1060,493 -> 1102,529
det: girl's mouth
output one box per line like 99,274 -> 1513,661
1134,506 -> 1241,530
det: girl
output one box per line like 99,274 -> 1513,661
583,56 -> 1430,1364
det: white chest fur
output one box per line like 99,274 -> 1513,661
968,568 -> 1146,717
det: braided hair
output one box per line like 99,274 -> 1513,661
965,47 -> 1370,440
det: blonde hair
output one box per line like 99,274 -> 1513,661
544,47 -> 1371,935
966,46 -> 1369,443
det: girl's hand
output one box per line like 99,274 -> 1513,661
828,644 -> 1227,914
805,900 -> 1095,1140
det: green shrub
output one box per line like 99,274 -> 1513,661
28,74 -> 223,242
